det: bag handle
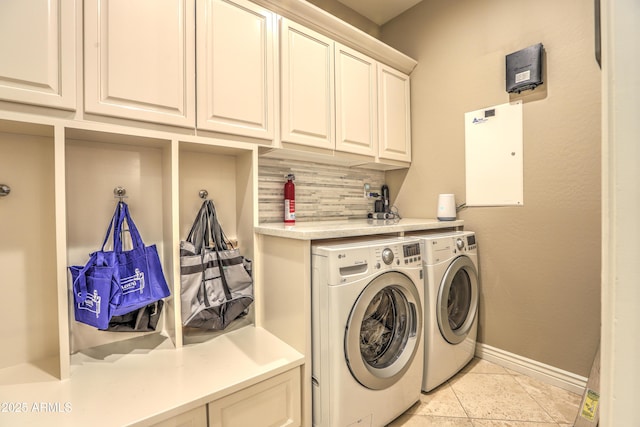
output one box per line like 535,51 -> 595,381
73,253 -> 97,302
185,201 -> 211,254
112,202 -> 145,253
204,200 -> 234,301
204,199 -> 231,251
186,199 -> 233,253
191,199 -> 233,305
75,202 -> 146,303
184,199 -> 235,306
100,202 -> 124,252
115,202 -> 145,251
73,204 -> 123,303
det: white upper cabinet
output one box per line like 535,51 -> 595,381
377,64 -> 411,162
280,19 -> 335,150
335,44 -> 377,157
197,0 -> 276,140
0,0 -> 76,110
279,19 -> 411,165
84,0 -> 196,127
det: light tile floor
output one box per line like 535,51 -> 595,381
388,358 -> 582,427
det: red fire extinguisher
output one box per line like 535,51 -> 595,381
284,174 -> 296,224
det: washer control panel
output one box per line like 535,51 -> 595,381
371,242 -> 422,270
314,238 -> 423,283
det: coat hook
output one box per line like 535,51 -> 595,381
114,186 -> 127,202
0,184 -> 10,197
199,190 -> 208,200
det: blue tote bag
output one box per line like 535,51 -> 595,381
70,202 -> 171,330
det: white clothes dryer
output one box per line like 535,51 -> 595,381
311,237 -> 424,427
415,231 -> 479,392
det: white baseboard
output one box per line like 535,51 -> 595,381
475,343 -> 588,395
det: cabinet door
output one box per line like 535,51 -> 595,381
208,368 -> 301,427
0,0 -> 76,109
335,43 -> 377,157
197,0 -> 275,140
378,64 -> 411,162
84,0 -> 195,127
280,19 -> 334,150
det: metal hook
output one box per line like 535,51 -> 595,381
0,184 -> 10,197
113,186 -> 127,202
199,189 -> 208,200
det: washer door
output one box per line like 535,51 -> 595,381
344,271 -> 422,390
437,255 -> 479,344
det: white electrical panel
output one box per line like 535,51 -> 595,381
464,100 -> 523,206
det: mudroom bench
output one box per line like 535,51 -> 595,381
0,326 -> 303,427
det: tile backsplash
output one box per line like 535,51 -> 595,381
259,157 -> 386,223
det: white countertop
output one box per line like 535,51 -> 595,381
0,326 -> 303,427
255,218 -> 464,240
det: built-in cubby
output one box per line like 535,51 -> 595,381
0,120 -> 60,382
64,129 -> 175,355
59,128 -> 262,358
177,140 -> 257,347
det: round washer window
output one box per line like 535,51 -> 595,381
447,269 -> 472,331
345,271 -> 422,390
437,256 -> 478,345
360,287 -> 411,369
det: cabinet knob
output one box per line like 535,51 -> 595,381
0,184 -> 10,197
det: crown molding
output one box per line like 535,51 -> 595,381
252,0 -> 417,74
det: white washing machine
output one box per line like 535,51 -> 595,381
416,231 -> 479,392
311,237 -> 424,427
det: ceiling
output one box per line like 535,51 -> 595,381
335,0 -> 424,25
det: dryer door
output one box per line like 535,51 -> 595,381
437,255 -> 479,344
344,271 -> 422,390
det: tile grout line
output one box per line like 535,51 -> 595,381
515,375 -> 560,425
446,375 -> 473,422
507,364 -> 581,425
392,359 -> 579,426
452,371 -> 558,424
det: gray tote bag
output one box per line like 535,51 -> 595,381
180,200 -> 253,330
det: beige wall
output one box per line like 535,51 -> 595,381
306,0 -> 381,39
382,0 -> 601,376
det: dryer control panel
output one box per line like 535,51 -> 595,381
419,231 -> 477,265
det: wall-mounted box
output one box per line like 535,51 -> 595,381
465,101 -> 523,206
506,43 -> 544,93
